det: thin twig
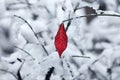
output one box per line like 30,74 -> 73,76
72,55 -> 90,58
15,46 -> 35,60
0,59 -> 25,80
25,0 -> 39,20
62,56 -> 74,78
66,18 -> 71,31
73,3 -> 80,12
71,39 -> 85,55
63,13 -> 120,22
41,44 -> 49,55
107,68 -> 112,80
7,2 -> 32,7
25,0 -> 31,9
7,6 -> 28,10
66,3 -> 79,31
13,15 -> 49,55
17,59 -> 25,80
45,67 -> 54,80
13,15 -> 38,39
0,69 -> 18,80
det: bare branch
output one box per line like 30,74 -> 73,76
17,59 -> 25,80
0,69 -> 18,80
72,55 -> 90,58
13,15 -> 49,55
63,13 -> 120,22
45,67 -> 54,80
15,46 -> 35,60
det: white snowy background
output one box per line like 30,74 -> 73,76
0,0 -> 120,80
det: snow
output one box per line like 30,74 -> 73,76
0,0 -> 120,80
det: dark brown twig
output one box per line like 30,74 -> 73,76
63,13 -> 120,22
72,55 -> 90,58
0,69 -> 18,80
45,67 -> 54,80
17,59 -> 25,80
15,46 -> 35,60
13,15 -> 49,55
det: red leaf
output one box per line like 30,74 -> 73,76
54,23 -> 68,58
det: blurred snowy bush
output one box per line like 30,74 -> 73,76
0,0 -> 120,80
